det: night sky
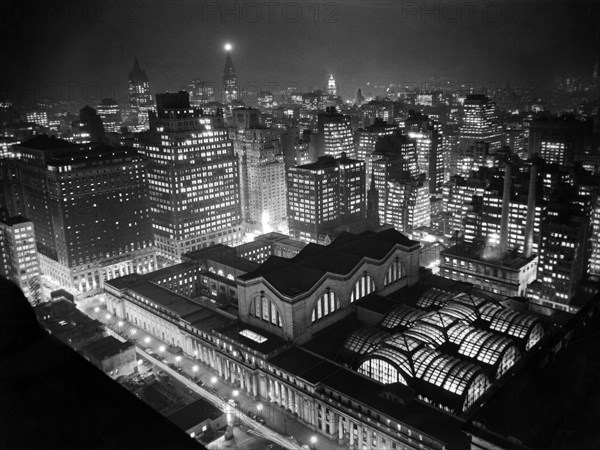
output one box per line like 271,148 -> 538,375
1,0 -> 598,105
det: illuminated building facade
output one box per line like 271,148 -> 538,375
223,49 -> 239,104
0,214 -> 41,305
258,91 -> 274,112
384,177 -> 431,234
403,111 -> 444,194
104,229 -> 547,450
189,79 -> 216,106
327,74 -> 337,96
356,119 -> 397,185
235,128 -> 287,233
529,117 -> 585,165
126,57 -> 154,130
287,155 -> 365,243
137,91 -> 242,262
97,98 -> 122,133
459,95 -> 502,153
26,111 -> 48,128
0,135 -> 156,295
371,132 -> 419,225
528,210 -> 591,313
318,107 -> 355,159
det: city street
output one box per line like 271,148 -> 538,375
77,297 -> 342,450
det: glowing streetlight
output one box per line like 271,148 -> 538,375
192,365 -> 198,373
310,435 -> 318,449
94,307 -> 100,313
224,43 -> 232,51
105,313 -> 111,320
256,403 -> 263,411
158,345 -> 166,353
175,355 -> 182,363
131,329 -> 137,335
144,336 -> 151,344
232,390 -> 239,397
117,321 -> 123,327
211,376 -> 217,384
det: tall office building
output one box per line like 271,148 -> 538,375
189,79 -> 216,106
371,132 -> 419,223
26,111 -> 48,128
317,107 -> 354,159
97,98 -> 122,133
528,116 -> 586,165
223,46 -> 239,104
528,185 -> 592,312
0,213 -> 41,305
355,119 -> 397,184
71,106 -> 105,144
137,91 -> 242,262
235,128 -> 287,233
459,94 -> 503,153
403,111 -> 444,194
327,74 -> 337,96
126,57 -> 154,129
0,135 -> 156,295
287,154 -> 365,243
384,177 -> 431,234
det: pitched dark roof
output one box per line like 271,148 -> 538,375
239,230 -> 419,296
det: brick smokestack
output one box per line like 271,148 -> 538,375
499,162 -> 512,254
523,162 -> 538,258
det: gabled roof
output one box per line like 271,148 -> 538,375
239,229 -> 419,297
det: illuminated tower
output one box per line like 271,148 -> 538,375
223,44 -> 239,104
126,57 -> 154,129
137,91 -> 242,262
328,74 -> 337,96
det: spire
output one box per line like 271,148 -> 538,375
224,52 -> 236,77
129,56 -> 148,82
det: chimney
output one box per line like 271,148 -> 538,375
523,162 -> 538,257
499,162 -> 512,254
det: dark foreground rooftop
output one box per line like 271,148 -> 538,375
0,277 -> 204,450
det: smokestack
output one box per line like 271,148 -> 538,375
523,162 -> 538,258
499,162 -> 512,254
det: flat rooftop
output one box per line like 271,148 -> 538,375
441,242 -> 536,270
81,335 -> 133,360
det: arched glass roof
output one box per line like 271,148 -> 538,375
480,303 -> 543,344
381,304 -> 426,330
439,301 -> 478,323
344,327 -> 390,355
416,288 -> 454,308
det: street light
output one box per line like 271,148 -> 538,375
158,345 -> 166,353
117,321 -> 123,327
175,355 -> 182,363
105,313 -> 111,320
144,336 -> 151,344
94,307 -> 100,313
232,390 -> 239,397
211,376 -> 217,385
310,435 -> 317,449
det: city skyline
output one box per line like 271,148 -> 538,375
2,2 -> 600,450
2,0 -> 600,107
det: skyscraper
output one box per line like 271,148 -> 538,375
189,79 -> 216,106
459,94 -> 503,153
0,213 -> 41,305
287,154 -> 365,243
356,119 -> 397,185
403,111 -> 444,194
327,74 -> 337,96
126,57 -> 154,130
137,91 -> 242,262
0,135 -> 156,295
235,128 -> 287,233
528,116 -> 586,165
317,107 -> 354,159
97,98 -> 122,133
223,44 -> 239,104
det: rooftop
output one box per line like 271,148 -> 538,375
81,335 -> 134,360
239,230 -> 419,297
167,398 -> 223,431
441,242 -> 536,270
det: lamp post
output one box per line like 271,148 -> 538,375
310,435 -> 317,450
192,365 -> 198,381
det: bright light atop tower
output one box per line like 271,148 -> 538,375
224,43 -> 232,51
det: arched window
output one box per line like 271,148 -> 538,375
311,289 -> 341,323
384,257 -> 405,287
249,291 -> 283,328
208,267 -> 215,273
227,274 -> 234,281
350,272 -> 375,303
217,269 -> 224,277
